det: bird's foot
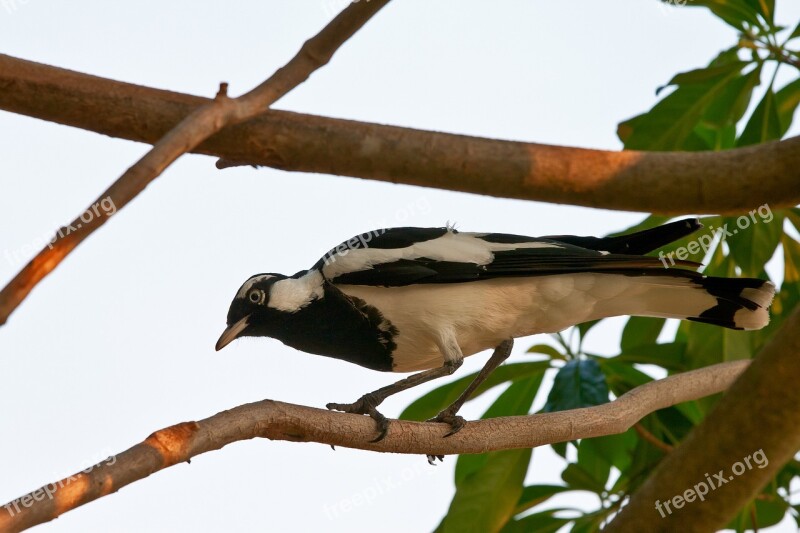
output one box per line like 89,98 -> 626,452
422,410 -> 465,464
427,409 -> 466,437
327,393 -> 390,443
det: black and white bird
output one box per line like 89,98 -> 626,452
216,219 -> 775,445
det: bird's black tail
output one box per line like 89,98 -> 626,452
684,276 -> 775,329
599,273 -> 775,330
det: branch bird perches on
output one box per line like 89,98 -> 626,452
0,359 -> 751,533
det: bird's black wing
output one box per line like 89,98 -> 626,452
318,223 -> 702,287
542,218 -> 702,255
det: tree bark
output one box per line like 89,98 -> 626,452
0,360 -> 750,532
1,53 -> 798,216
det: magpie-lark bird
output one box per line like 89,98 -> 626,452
216,219 -> 775,448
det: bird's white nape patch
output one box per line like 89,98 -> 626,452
237,274 -> 275,299
268,270 -> 324,312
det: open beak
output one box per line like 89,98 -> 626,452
215,315 -> 250,351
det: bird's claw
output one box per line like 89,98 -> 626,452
422,411 -> 465,464
427,410 -> 466,437
326,394 -> 390,442
426,454 -> 445,465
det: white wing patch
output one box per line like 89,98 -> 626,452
323,230 -> 562,279
268,270 -> 324,312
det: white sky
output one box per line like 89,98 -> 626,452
1,1 -> 799,531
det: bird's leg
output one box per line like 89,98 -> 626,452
326,358 -> 463,442
428,339 -> 515,437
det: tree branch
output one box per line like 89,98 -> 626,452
1,53 -> 799,219
0,1 -> 390,327
607,309 -> 800,532
0,359 -> 750,532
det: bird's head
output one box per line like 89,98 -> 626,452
215,270 -> 325,351
215,273 -> 289,351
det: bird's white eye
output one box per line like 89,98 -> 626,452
248,290 -> 262,304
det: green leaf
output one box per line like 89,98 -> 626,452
576,320 -> 601,342
686,0 -> 764,31
454,375 -> 544,483
687,320 -> 754,367
764,235 -> 800,329
609,341 -> 688,372
620,317 -> 667,351
775,459 -> 800,492
399,361 -> 549,421
724,210 -> 783,277
500,509 -> 571,533
738,85 -> 782,146
666,61 -> 750,87
581,429 -> 638,473
571,512 -> 610,533
619,60 -> 749,150
514,484 -> 571,514
776,78 -> 800,136
561,462 -> 606,493
599,359 -> 653,395
444,378 -> 542,533
567,434 -> 634,494
577,451 -> 609,494
526,343 -> 566,361
543,359 -> 609,413
790,208 -> 800,234
442,447 -> 532,533
712,64 -> 763,126
742,0 -> 774,24
700,63 -> 763,149
789,21 -> 800,40
726,496 -> 788,530
550,441 -> 568,459
622,416 -> 669,494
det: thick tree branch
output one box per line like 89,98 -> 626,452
0,360 -> 750,532
0,1 -> 389,327
1,53 -> 799,218
607,309 -> 800,532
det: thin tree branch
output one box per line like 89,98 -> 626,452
634,422 -> 674,453
1,53 -> 799,218
0,360 -> 750,532
607,309 -> 800,532
0,2 -> 389,327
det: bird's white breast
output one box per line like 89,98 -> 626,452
338,273 -> 621,372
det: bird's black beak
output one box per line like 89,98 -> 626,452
215,315 -> 250,351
